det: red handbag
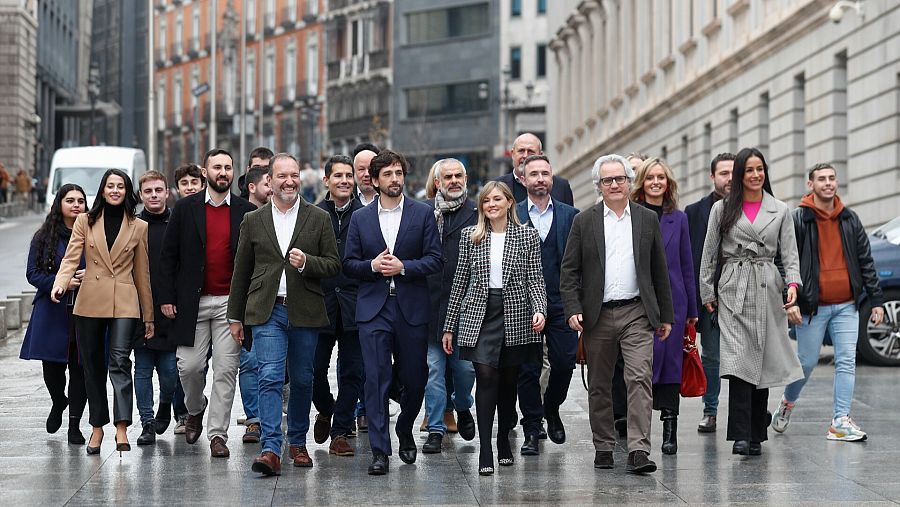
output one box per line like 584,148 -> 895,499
680,322 -> 707,398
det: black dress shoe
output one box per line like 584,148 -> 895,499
732,440 -> 750,455
457,409 -> 476,441
137,422 -> 156,445
545,411 -> 566,445
749,441 -> 762,456
397,432 -> 417,464
155,402 -> 172,434
520,434 -> 540,456
368,454 -> 389,475
660,410 -> 677,455
626,450 -> 657,474
594,450 -> 614,469
422,432 -> 443,454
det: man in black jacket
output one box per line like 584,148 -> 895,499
311,155 -> 365,456
684,152 -> 733,433
134,171 -> 180,445
422,158 -> 477,454
496,133 -> 574,206
770,163 -> 884,441
159,149 -> 257,458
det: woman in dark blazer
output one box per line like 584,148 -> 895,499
443,181 -> 547,476
51,169 -> 154,455
631,158 -> 698,455
20,184 -> 88,444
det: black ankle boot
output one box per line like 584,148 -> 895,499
661,409 -> 678,455
137,422 -> 156,445
47,396 -> 68,434
155,402 -> 172,434
497,432 -> 514,466
68,416 -> 85,445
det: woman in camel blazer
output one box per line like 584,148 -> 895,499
52,168 -> 154,455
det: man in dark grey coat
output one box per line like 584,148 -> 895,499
560,154 -> 674,475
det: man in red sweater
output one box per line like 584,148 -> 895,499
160,149 -> 257,458
772,163 -> 885,441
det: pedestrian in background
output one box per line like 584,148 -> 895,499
442,181 -> 547,476
631,157 -> 698,455
51,169 -> 154,455
699,147 -> 803,457
20,183 -> 88,445
0,162 -> 10,203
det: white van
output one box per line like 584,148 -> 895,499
47,147 -> 147,210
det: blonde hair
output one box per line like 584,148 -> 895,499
630,157 -> 679,212
470,181 -> 521,245
425,162 -> 438,199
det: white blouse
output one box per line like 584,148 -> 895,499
489,232 -> 505,289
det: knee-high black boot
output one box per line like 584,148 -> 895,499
661,409 -> 678,455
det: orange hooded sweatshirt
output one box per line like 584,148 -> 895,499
799,194 -> 852,304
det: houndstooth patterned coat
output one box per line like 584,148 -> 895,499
443,222 -> 547,348
699,193 -> 804,388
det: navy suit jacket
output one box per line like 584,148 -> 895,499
496,172 -> 574,207
685,192 -> 719,308
342,196 -> 443,326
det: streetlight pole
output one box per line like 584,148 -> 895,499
148,0 -> 155,170
209,0 -> 218,150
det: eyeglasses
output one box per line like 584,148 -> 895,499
599,176 -> 628,187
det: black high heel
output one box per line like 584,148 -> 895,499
478,448 -> 494,476
116,436 -> 131,457
86,432 -> 102,455
497,433 -> 514,466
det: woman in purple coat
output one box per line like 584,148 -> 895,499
19,184 -> 88,444
631,158 -> 698,455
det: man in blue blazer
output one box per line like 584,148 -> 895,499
513,155 -> 579,456
342,150 -> 443,475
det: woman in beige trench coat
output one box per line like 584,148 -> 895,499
699,147 -> 803,457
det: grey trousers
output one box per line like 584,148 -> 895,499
584,301 -> 654,453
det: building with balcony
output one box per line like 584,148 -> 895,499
154,0 -> 325,178
324,0 -> 392,156
548,0 -> 900,227
390,0 -> 501,193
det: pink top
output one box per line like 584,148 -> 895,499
743,200 -> 763,223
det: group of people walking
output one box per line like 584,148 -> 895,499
19,132 -> 883,478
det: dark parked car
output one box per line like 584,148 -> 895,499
859,216 -> 900,366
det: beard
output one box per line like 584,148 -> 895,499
207,176 -> 231,193
440,186 -> 466,200
382,184 -> 403,198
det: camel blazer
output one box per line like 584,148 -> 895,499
55,212 -> 154,322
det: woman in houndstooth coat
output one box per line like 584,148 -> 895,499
699,148 -> 804,457
442,181 -> 547,476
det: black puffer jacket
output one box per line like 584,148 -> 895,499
792,205 -> 884,316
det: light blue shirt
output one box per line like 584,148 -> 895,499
527,197 -> 554,242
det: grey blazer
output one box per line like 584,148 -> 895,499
699,193 -> 803,388
443,223 -> 547,348
560,202 -> 675,332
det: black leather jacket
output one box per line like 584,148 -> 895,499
792,205 -> 884,316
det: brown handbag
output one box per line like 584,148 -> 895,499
576,332 -> 588,389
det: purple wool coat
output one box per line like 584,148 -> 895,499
653,209 -> 698,385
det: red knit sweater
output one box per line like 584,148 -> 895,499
203,204 -> 233,296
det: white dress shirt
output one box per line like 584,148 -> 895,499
272,197 -> 300,297
358,191 -> 376,207
527,197 -> 554,242
374,195 -> 404,288
489,232 -> 505,289
205,188 -> 231,207
603,202 -> 640,302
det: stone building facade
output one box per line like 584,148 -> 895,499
548,0 -> 900,227
0,0 -> 37,174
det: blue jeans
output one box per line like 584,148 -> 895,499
133,348 -> 178,426
239,347 -> 260,425
424,340 -> 475,434
251,305 -> 319,454
783,302 -> 859,419
698,310 -> 721,416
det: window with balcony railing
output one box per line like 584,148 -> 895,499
265,0 -> 276,29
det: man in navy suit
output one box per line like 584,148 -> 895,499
343,149 -> 443,475
496,133 -> 574,206
513,155 -> 579,456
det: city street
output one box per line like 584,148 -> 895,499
1,212 -> 900,505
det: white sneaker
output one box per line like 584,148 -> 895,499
771,399 -> 794,433
827,416 -> 867,441
389,400 -> 400,418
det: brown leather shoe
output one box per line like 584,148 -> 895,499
252,451 -> 282,476
242,422 -> 261,443
210,436 -> 229,458
313,413 -> 331,444
329,435 -> 354,456
444,410 -> 458,433
289,445 -> 313,467
184,408 -> 205,445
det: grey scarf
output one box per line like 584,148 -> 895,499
434,190 -> 467,238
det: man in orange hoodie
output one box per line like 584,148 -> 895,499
771,163 -> 884,441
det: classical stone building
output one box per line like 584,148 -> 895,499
0,0 -> 37,175
548,0 -> 900,227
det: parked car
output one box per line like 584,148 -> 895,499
859,216 -> 900,366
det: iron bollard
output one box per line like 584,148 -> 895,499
0,306 -> 6,339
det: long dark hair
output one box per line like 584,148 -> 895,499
33,183 -> 86,271
718,147 -> 773,236
87,169 -> 138,226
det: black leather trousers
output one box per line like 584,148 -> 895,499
74,317 -> 137,427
